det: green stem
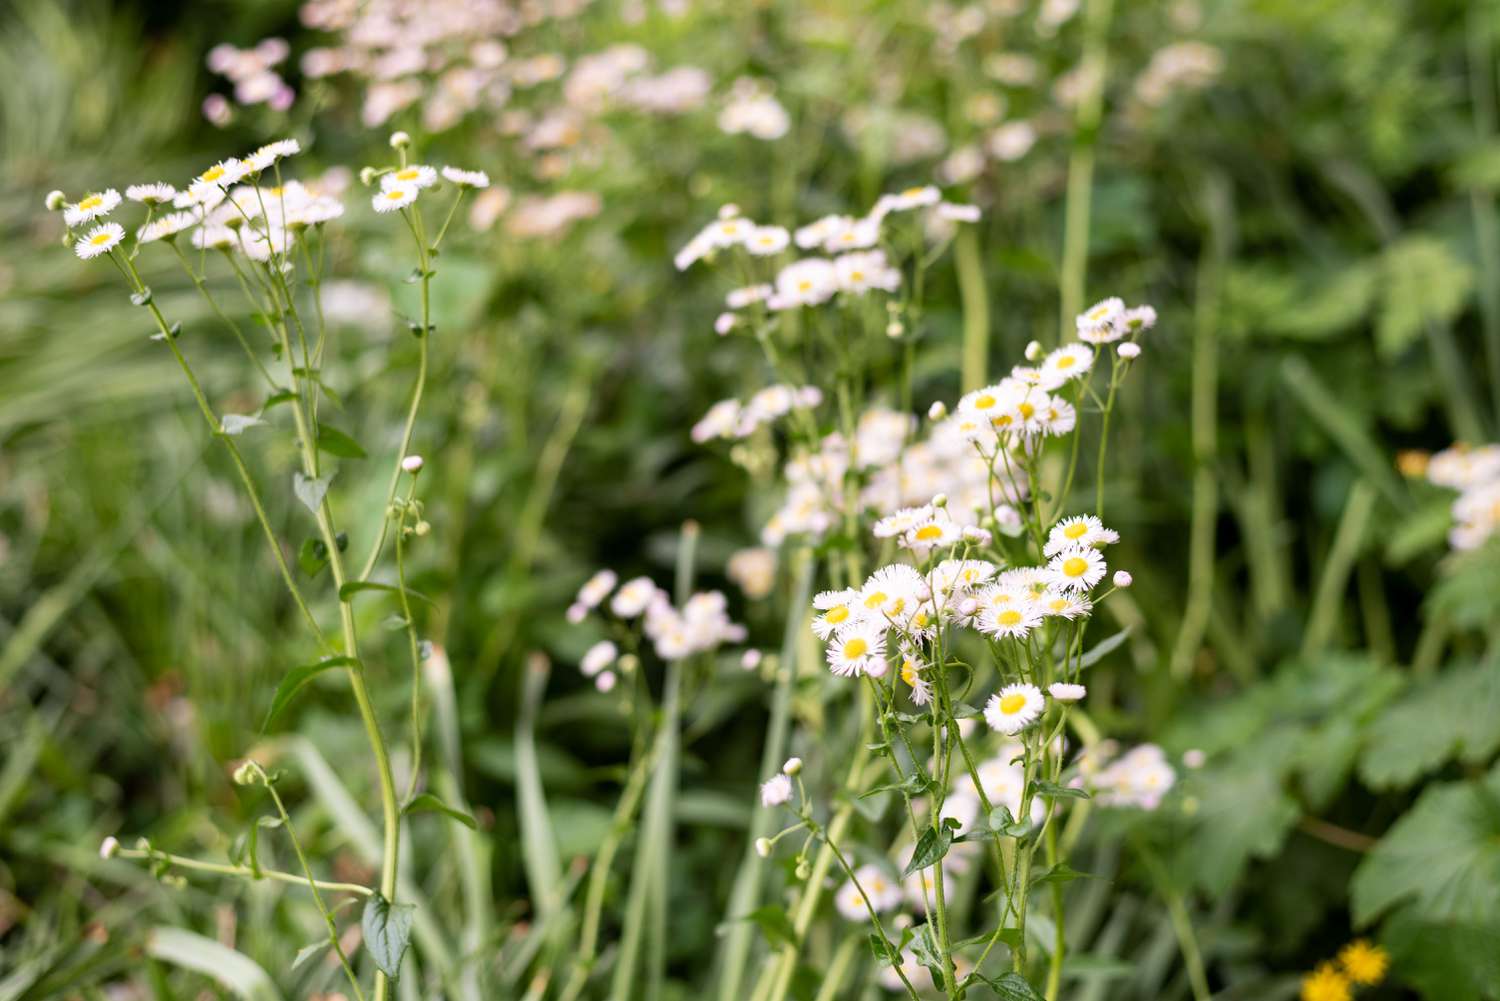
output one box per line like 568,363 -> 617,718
1056,0 -> 1115,342
114,847 -> 371,896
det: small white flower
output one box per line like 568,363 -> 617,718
1044,515 -> 1118,557
64,189 -> 121,227
1039,344 -> 1095,387
825,622 -> 886,677
874,184 -> 941,216
1118,341 -> 1141,360
902,516 -> 961,556
770,258 -> 838,308
984,682 -> 1045,734
126,182 -> 177,205
1112,570 -> 1133,588
191,224 -> 236,250
1049,683 -> 1087,702
1121,305 -> 1157,334
197,158 -> 250,188
441,165 -> 491,188
383,165 -> 438,190
835,864 -> 901,920
899,653 -> 932,705
834,250 -> 901,294
401,454 -> 425,473
976,601 -> 1043,639
760,773 -> 793,806
611,576 -> 659,617
75,222 -> 124,259
726,283 -> 773,309
782,756 -> 803,776
595,671 -> 617,692
1076,296 -> 1125,343
581,640 -> 618,677
138,210 -> 199,244
746,225 -> 790,256
373,184 -> 418,213
1047,545 -> 1108,592
936,202 -> 981,223
740,649 -> 763,670
1037,589 -> 1092,620
1183,749 -> 1207,769
714,312 -> 738,336
811,588 -> 862,639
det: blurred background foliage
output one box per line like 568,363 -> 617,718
2,0 -> 1499,998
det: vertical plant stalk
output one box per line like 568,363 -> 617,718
957,226 -> 990,392
1169,175 -> 1229,681
1056,0 -> 1115,342
714,551 -> 815,1001
1301,480 -> 1377,656
516,654 -> 563,919
1467,9 -> 1500,430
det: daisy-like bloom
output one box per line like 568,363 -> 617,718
769,258 -> 838,309
1037,589 -> 1092,620
138,211 -> 199,244
1121,304 -> 1157,335
705,214 -> 754,248
794,214 -> 852,249
244,139 -> 301,172
74,222 -> 124,260
288,196 -> 345,227
673,231 -> 714,271
382,164 -> 438,190
575,569 -> 616,609
192,225 -> 236,250
179,181 -> 228,211
873,505 -> 935,540
825,622 -> 886,677
239,227 -> 295,262
441,166 -> 490,188
580,640 -> 617,678
1336,941 -> 1388,986
984,682 -> 1045,734
610,576 -> 660,618
716,311 -> 739,335
373,184 -> 418,213
1039,344 -> 1094,388
126,182 -> 177,206
812,588 -> 862,639
197,158 -> 250,188
64,189 -> 121,227
899,650 -> 932,705
834,250 -> 901,294
759,773 -> 793,807
726,283 -> 773,309
976,601 -> 1044,640
859,563 -> 926,626
1047,545 -> 1107,592
745,225 -> 790,256
1076,296 -> 1125,343
834,864 -> 902,920
823,216 -> 881,253
1038,398 -> 1077,437
874,184 -> 941,217
1300,962 -> 1352,1001
1044,515 -> 1118,556
1049,683 -> 1087,702
690,399 -> 741,443
902,515 -> 962,557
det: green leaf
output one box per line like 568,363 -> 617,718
903,824 -> 954,877
1176,740 -> 1301,896
402,793 -> 477,829
976,971 -> 1045,1000
1358,660 -> 1500,790
291,941 -> 328,972
1384,496 -> 1453,565
361,893 -> 415,979
338,580 -> 435,605
742,905 -> 796,949
1426,542 -> 1500,632
262,390 -> 297,409
220,414 -> 266,436
298,538 -> 329,578
1376,236 -> 1473,358
1077,627 -> 1131,669
1032,780 -> 1090,801
1380,906 -> 1500,1001
292,471 -> 334,513
1031,862 -> 1093,888
1351,761 -> 1500,927
315,425 -> 367,459
262,657 -> 359,730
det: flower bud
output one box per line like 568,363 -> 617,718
1112,570 -> 1133,588
795,859 -> 812,880
389,130 -> 412,149
414,520 -> 431,536
231,760 -> 260,786
931,492 -> 947,508
1118,342 -> 1141,360
617,653 -> 639,676
566,602 -> 587,624
718,203 -> 741,220
595,670 -> 617,693
958,597 -> 979,616
885,321 -> 904,338
1184,749 -> 1206,769
740,649 -> 763,671
715,312 -> 737,336
927,401 -> 947,421
1024,339 -> 1043,361
359,166 -> 379,187
99,836 -> 121,859
45,190 -> 66,211
783,756 -> 802,776
754,837 -> 772,858
401,454 -> 425,473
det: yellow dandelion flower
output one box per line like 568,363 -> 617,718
1337,940 -> 1388,986
1300,962 -> 1352,1001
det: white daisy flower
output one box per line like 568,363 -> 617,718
1076,296 -> 1126,343
244,139 -> 301,172
860,564 -> 926,626
1044,515 -> 1118,556
192,225 -> 236,250
745,225 -> 790,256
179,181 -> 227,211
691,399 -> 742,443
674,232 -> 714,271
1039,344 -> 1094,387
726,283 -> 773,309
239,227 -> 295,262
874,184 -> 941,216
64,189 -> 121,227
126,182 -> 177,206
936,202 -> 981,223
825,622 -> 886,677
1049,683 -> 1086,702
984,682 -> 1045,734
373,184 -> 418,213
811,588 -> 861,640
288,196 -> 344,227
760,773 -> 793,807
706,215 -> 754,248
138,211 -> 199,244
197,158 -> 249,188
770,257 -> 838,308
441,165 -> 491,188
834,250 -> 901,294
1046,545 -> 1107,592
74,222 -> 124,259
899,651 -> 932,705
794,214 -> 851,249
1039,398 -> 1077,437
823,216 -> 881,253
976,601 -> 1043,640
902,516 -> 962,557
873,505 -> 935,540
1037,589 -> 1092,620
611,576 -> 660,618
382,164 -> 438,190
1121,304 -> 1157,335
581,640 -> 617,677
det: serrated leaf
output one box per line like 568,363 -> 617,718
292,471 -> 334,513
1380,907 -> 1500,1001
316,425 -> 366,459
220,414 -> 266,436
361,893 -> 414,979
402,793 -> 477,829
262,657 -> 359,730
1359,660 -> 1500,790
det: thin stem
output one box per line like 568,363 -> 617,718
114,847 -> 371,897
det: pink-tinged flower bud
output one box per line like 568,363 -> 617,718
595,670 -> 617,693
401,454 -> 424,473
958,598 -> 979,616
1118,342 -> 1141,360
740,649 -> 763,670
1112,570 -> 1133,588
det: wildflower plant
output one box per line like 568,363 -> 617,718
50,133 -> 489,1000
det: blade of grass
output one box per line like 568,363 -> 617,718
144,927 -> 282,1001
517,653 -> 563,920
1301,480 -> 1378,656
1280,356 -> 1406,508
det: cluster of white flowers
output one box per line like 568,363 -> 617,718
834,863 -> 905,921
1426,443 -> 1500,551
567,569 -> 747,668
718,77 -> 791,140
690,385 -> 822,443
205,38 -> 296,116
1073,741 -> 1177,810
1075,296 -> 1158,344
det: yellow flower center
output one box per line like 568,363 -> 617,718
1063,557 -> 1089,578
1064,523 -> 1089,539
825,605 -> 850,624
1018,402 -> 1035,418
902,186 -> 924,197
386,190 -> 407,200
842,638 -> 869,658
901,660 -> 918,686
1057,356 -> 1075,369
1048,598 -> 1069,612
201,165 -> 225,182
914,524 -> 943,541
999,693 -> 1027,714
79,195 -> 103,210
396,168 -> 420,181
975,393 -> 996,409
912,611 -> 929,627
850,270 -> 865,282
992,414 -> 1013,427
797,280 -> 813,292
997,609 -> 1023,626
863,591 -> 887,609
1088,305 -> 1108,320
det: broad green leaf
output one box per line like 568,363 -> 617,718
1031,862 -> 1093,889
904,823 -> 954,877
316,424 -> 367,459
1176,739 -> 1301,896
361,893 -> 415,979
262,657 -> 359,730
145,928 -> 282,1001
291,941 -> 327,972
1358,661 -> 1500,790
402,792 -> 477,829
1384,496 -> 1453,565
1380,906 -> 1500,1001
1376,236 -> 1473,358
1426,542 -> 1500,631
